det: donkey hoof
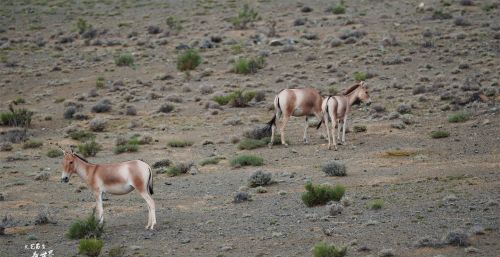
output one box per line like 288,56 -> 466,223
283,143 -> 289,148
303,141 -> 309,145
268,143 -> 273,149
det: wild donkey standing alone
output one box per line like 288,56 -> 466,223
266,88 -> 324,147
57,145 -> 156,230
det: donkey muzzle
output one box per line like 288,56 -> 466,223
61,177 -> 69,183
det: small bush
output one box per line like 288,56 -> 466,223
331,3 -> 346,15
95,77 -> 105,88
313,242 -> 347,257
63,106 -> 77,119
78,140 -> 102,157
0,105 -> 33,127
353,125 -> 367,132
232,56 -> 265,74
12,97 -> 25,105
108,246 -> 125,257
158,103 -> 175,113
152,159 -> 171,169
76,18 -> 92,34
67,210 -> 104,239
47,149 -> 64,158
199,156 -> 224,166
166,16 -> 182,32
91,99 -> 112,113
23,140 -> 43,149
432,10 -> 452,20
167,139 -> 193,148
353,71 -> 366,81
322,161 -> 346,176
69,130 -> 96,142
114,53 -> 135,67
383,149 -> 416,157
482,3 -> 498,12
368,199 -> 384,210
431,131 -> 449,139
89,118 -> 107,132
177,49 -> 201,71
238,138 -> 267,150
248,170 -> 272,187
230,155 -> 263,167
79,238 -> 103,257
448,112 -> 469,123
163,162 -> 192,177
243,126 -> 271,140
113,135 -> 139,154
301,182 -> 345,207
212,90 -> 256,107
231,4 -> 259,29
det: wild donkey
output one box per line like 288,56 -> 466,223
320,81 -> 371,150
57,145 -> 156,230
266,88 -> 323,147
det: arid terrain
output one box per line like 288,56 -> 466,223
0,0 -> 499,256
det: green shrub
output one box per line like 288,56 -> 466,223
301,182 -> 345,207
432,10 -> 452,20
12,97 -> 26,105
69,130 -> 96,142
113,144 -> 138,154
322,161 -> 346,176
23,140 -> 43,149
67,210 -> 104,239
212,90 -> 256,107
76,18 -> 92,34
368,199 -> 384,210
313,242 -> 347,257
353,125 -> 367,132
95,77 -> 105,88
166,16 -> 182,32
230,155 -> 263,167
47,149 -> 64,158
238,138 -> 268,150
353,71 -> 366,81
165,166 -> 181,177
167,139 -> 194,147
108,246 -> 125,257
232,56 -> 265,74
331,4 -> 346,15
231,4 -> 259,29
78,238 -> 103,257
114,53 -> 135,67
199,156 -> 224,166
448,112 -> 469,123
482,3 -> 498,12
78,140 -> 102,157
431,130 -> 449,139
176,49 -> 201,71
0,105 -> 33,127
162,162 -> 192,177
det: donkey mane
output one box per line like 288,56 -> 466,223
73,153 -> 90,163
342,83 -> 361,96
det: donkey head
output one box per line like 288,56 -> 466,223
355,81 -> 371,106
59,145 -> 77,183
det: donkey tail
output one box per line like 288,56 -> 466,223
264,95 -> 281,133
147,167 -> 154,195
316,118 -> 323,130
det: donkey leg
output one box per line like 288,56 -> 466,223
140,192 -> 156,230
95,191 -> 104,224
331,114 -> 338,151
280,116 -> 290,147
337,120 -> 342,143
323,113 -> 331,149
342,116 -> 347,144
303,117 -> 309,144
269,123 -> 276,148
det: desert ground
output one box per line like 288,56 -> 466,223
0,0 -> 499,256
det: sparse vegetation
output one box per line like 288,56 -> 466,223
322,161 -> 346,176
113,135 -> 139,154
212,89 -> 256,107
230,155 -> 263,167
383,149 -> 416,157
69,130 -> 96,142
448,112 -> 469,123
78,140 -> 102,157
162,162 -> 192,177
114,53 -> 135,67
47,149 -> 64,158
167,139 -> 193,147
248,170 -> 272,187
238,138 -> 268,150
95,77 -> 105,88
368,199 -> 384,210
12,97 -> 25,105
158,103 -> 175,113
431,131 -> 449,139
0,105 -> 33,127
353,71 -> 367,81
177,49 -> 201,71
330,3 -> 346,15
199,156 -> 224,166
108,246 -> 125,257
482,2 -> 498,12
166,16 -> 182,32
67,210 -> 104,239
353,125 -> 367,132
313,242 -> 347,257
301,182 -> 345,207
432,10 -> 452,20
78,238 -> 103,257
231,4 -> 259,29
232,56 -> 265,74
76,18 -> 92,34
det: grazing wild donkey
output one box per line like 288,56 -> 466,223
319,81 -> 371,150
57,145 -> 156,230
266,88 -> 323,147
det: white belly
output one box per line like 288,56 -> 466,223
104,184 -> 134,195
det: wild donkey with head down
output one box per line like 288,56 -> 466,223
320,81 -> 371,150
266,88 -> 324,147
57,144 -> 156,230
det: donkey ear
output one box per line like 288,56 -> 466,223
70,145 -> 76,153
